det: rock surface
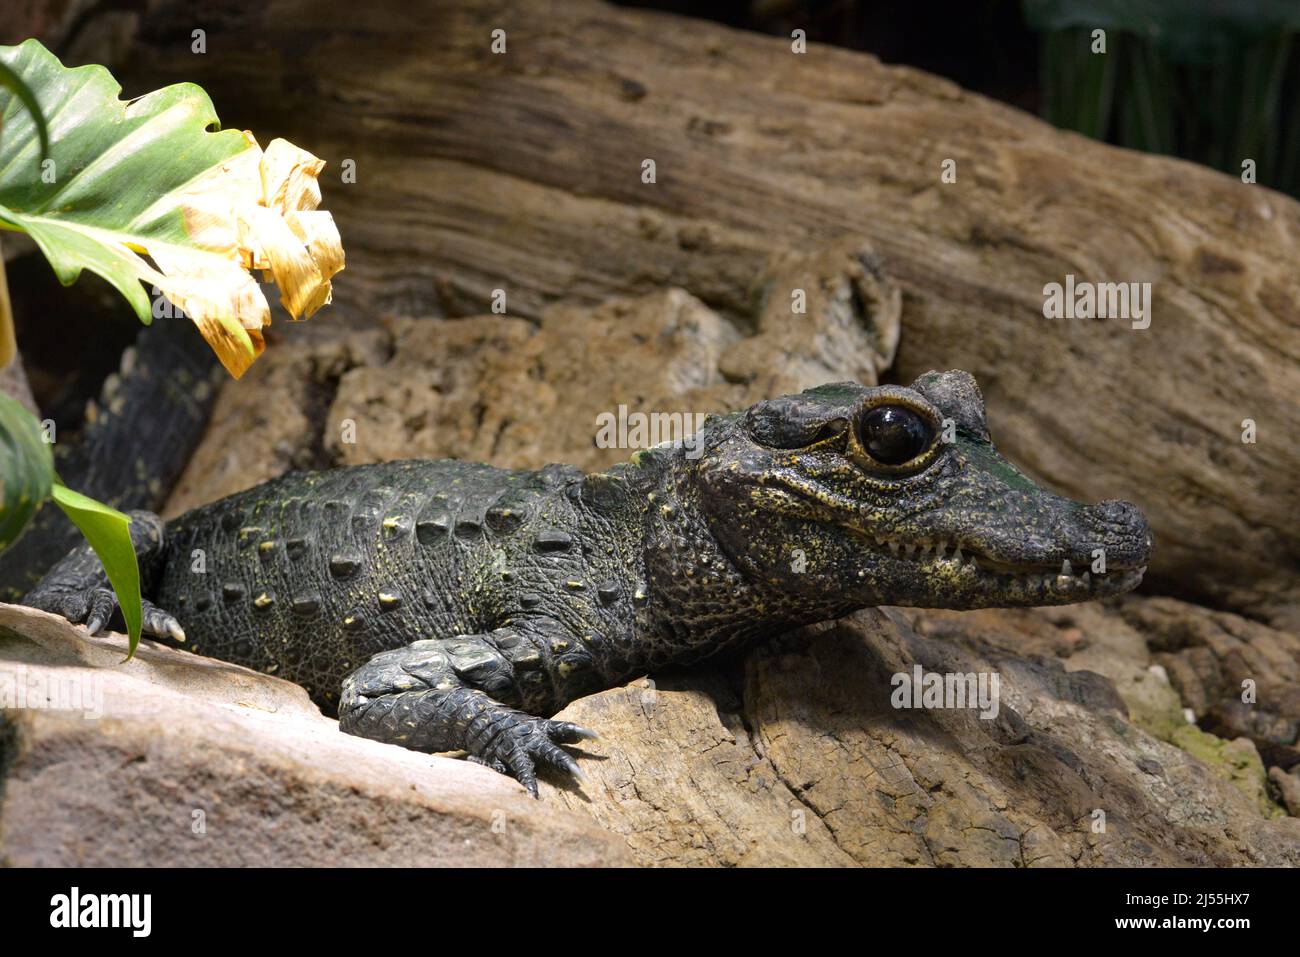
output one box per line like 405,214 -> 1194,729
0,604 -> 631,867
1117,596 -> 1300,772
541,606 -> 1298,867
7,594 -> 1293,868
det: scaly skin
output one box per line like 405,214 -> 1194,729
24,371 -> 1153,795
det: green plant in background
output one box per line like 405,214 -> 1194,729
1024,0 -> 1300,196
0,39 -> 344,654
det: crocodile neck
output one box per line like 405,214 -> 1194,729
630,446 -> 858,668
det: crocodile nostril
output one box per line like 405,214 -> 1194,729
1093,499 -> 1141,525
1087,499 -> 1153,561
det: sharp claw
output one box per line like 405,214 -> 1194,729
507,751 -> 539,798
484,719 -> 597,796
540,744 -> 587,782
166,622 -> 186,642
84,615 -> 105,634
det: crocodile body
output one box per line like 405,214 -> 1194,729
153,459 -> 652,712
24,371 -> 1153,794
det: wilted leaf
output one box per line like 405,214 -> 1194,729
0,39 -> 344,378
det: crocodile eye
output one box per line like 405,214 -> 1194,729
859,405 -> 934,466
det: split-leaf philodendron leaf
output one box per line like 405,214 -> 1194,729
0,38 -> 344,378
0,57 -> 47,368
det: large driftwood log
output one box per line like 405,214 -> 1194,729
104,0 -> 1300,626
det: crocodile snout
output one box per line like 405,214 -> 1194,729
1085,498 -> 1152,568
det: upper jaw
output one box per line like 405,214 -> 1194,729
847,527 -> 1149,602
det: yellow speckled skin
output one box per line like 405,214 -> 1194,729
24,371 -> 1152,794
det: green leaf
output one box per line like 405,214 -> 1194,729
50,482 -> 142,656
0,391 -> 53,548
0,57 -> 49,159
0,395 -> 142,653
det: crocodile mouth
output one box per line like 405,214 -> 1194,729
849,529 -> 1147,598
760,476 -> 1147,598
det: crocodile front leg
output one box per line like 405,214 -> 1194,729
23,510 -> 185,640
338,623 -> 599,795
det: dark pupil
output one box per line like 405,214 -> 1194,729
859,406 -> 932,465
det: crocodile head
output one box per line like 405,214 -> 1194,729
692,371 -> 1152,610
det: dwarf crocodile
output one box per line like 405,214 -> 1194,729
23,371 -> 1153,795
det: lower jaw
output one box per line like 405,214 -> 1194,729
945,563 -> 1146,606
845,529 -> 1146,599
868,556 -> 1148,607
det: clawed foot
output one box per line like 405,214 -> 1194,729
33,586 -> 185,642
467,715 -> 599,797
338,638 -> 601,799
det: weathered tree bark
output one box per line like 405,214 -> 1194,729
83,0 -> 1299,627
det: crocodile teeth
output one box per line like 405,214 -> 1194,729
1061,559 -> 1073,576
952,545 -> 963,564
